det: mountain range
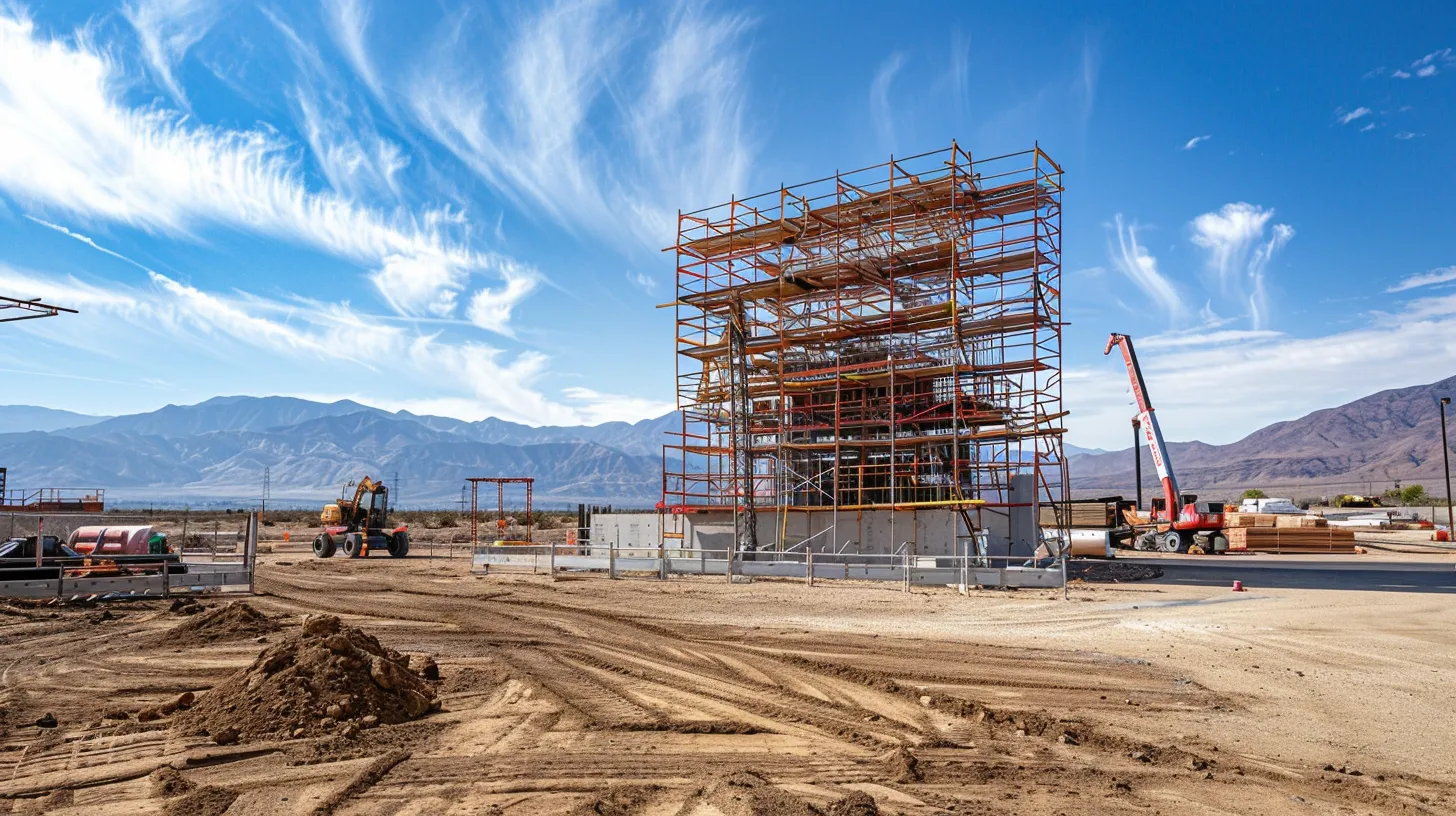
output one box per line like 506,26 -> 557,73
0,397 -> 676,507
1070,374 -> 1456,501
1,376 -> 1451,507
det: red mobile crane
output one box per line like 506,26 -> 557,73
1104,333 -> 1228,553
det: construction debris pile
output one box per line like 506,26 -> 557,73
1224,513 -> 1357,553
173,613 -> 439,742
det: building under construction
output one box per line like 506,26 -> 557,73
661,143 -> 1065,557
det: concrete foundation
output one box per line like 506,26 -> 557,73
589,496 -> 1037,559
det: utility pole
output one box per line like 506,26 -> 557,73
459,485 -> 467,514
392,469 -> 401,510
1131,417 -> 1143,510
1441,398 -> 1453,533
261,466 -> 270,518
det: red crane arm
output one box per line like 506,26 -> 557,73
1104,333 -> 1182,518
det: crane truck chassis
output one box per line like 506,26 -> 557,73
313,476 -> 410,559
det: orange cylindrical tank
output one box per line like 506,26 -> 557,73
68,526 -> 154,555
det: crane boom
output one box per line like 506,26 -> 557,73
1103,333 -> 1181,516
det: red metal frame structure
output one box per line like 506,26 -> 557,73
466,477 -> 534,546
663,143 -> 1066,552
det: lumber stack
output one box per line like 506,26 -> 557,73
1225,527 -> 1356,553
1274,514 -> 1328,529
1040,499 -> 1120,528
1225,512 -> 1328,528
1226,512 -> 1275,527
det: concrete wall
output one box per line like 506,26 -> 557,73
589,494 -> 1038,559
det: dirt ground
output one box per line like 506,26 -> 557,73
2,551 -> 1454,815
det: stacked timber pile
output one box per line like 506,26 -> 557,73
1224,513 -> 1356,553
1225,512 -> 1330,529
1039,498 -> 1123,528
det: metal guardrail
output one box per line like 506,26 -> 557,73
0,515 -> 258,600
472,543 -> 1065,591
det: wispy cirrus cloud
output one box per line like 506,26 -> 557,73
1337,106 -> 1372,125
870,52 -> 905,149
1368,48 -> 1453,80
1387,265 -> 1456,293
406,0 -> 756,254
123,0 -> 226,106
1412,47 -> 1453,77
1188,203 -> 1293,329
1182,134 -> 1211,150
1069,289 -> 1456,449
0,10 -> 533,333
321,0 -> 385,101
0,260 -> 598,425
1108,215 -> 1182,321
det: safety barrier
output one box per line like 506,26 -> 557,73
472,543 -> 1065,591
0,515 -> 258,600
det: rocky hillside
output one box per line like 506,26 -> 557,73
0,398 -> 672,506
1071,375 -> 1456,499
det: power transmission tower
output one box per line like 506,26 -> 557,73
262,466 -> 271,517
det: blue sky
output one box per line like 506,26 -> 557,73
0,1 -> 1451,450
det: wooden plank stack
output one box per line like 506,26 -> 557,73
1225,512 -> 1329,529
1225,526 -> 1355,553
1040,499 -> 1119,528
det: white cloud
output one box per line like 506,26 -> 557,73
1182,134 -> 1211,150
1411,47 -> 1453,76
0,10 -> 533,334
561,387 -> 676,426
0,262 -> 607,426
870,52 -> 904,149
1109,215 -> 1182,321
1136,328 -> 1284,351
1337,106 -> 1371,125
464,260 -> 540,335
1387,265 -> 1456,293
1069,289 -> 1456,449
372,252 -> 469,317
407,0 -> 755,254
1360,122 -> 1376,132
24,215 -> 155,274
123,0 -> 223,106
626,270 -> 657,294
322,0 -> 385,101
1188,203 -> 1293,329
264,8 -> 409,202
1395,131 -> 1423,140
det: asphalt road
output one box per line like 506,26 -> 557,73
1104,556 -> 1456,594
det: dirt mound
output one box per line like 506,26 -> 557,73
162,785 -> 237,816
886,747 -> 921,783
825,791 -> 879,816
173,613 -> 438,741
681,771 -> 822,816
149,766 -> 195,798
159,601 -> 280,646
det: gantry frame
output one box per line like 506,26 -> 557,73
467,477 -> 534,546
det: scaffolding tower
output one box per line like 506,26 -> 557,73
663,143 -> 1066,554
